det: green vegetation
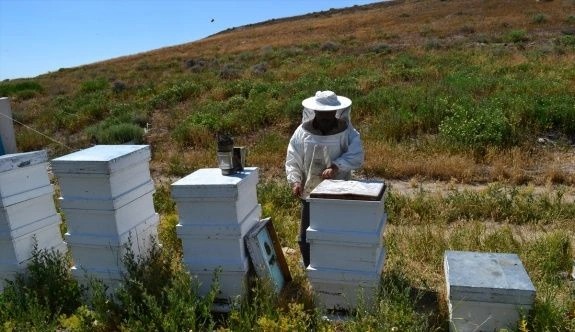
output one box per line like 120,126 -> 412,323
1,186 -> 573,330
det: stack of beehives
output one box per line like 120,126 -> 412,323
305,180 -> 387,310
0,150 -> 66,290
171,167 -> 261,311
51,145 -> 158,286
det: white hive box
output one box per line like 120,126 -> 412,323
307,180 -> 386,233
61,181 -> 156,237
0,190 -> 59,237
307,250 -> 385,310
171,168 -> 259,225
307,217 -> 385,271
0,221 -> 66,265
444,251 -> 536,332
177,204 -> 261,269
66,213 -> 159,270
0,150 -> 50,207
51,145 -> 151,200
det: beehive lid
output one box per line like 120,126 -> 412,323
171,167 -> 258,199
444,251 -> 536,305
309,180 -> 385,201
0,150 -> 47,173
51,145 -> 150,175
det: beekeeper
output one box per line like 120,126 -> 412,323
285,90 -> 364,267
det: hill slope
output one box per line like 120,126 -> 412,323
2,0 -> 575,184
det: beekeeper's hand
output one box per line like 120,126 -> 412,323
321,164 -> 338,179
292,182 -> 302,197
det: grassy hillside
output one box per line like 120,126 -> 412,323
1,0 -> 574,330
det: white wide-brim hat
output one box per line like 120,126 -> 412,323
302,90 -> 352,111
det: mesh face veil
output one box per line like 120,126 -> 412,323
301,106 -> 353,127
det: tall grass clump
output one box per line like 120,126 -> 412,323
342,271 -> 438,331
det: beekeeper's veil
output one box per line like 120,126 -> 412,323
301,90 -> 353,128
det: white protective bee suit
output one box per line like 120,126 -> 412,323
285,91 -> 364,266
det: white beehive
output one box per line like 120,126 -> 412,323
0,150 -> 50,206
307,221 -> 385,271
0,191 -> 58,237
171,168 -> 259,225
0,150 -> 66,289
61,183 -> 156,237
66,213 -> 159,271
307,180 -> 385,233
51,145 -> 151,200
444,251 -> 536,332
0,221 -> 66,265
306,250 -> 385,310
177,204 -> 261,269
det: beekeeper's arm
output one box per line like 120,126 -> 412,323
332,127 -> 364,172
285,128 -> 305,197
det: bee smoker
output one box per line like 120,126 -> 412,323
217,134 -> 245,175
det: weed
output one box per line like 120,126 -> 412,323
80,78 -> 108,93
506,29 -> 529,43
532,13 -> 548,24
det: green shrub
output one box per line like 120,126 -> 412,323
506,29 -> 529,43
555,35 -> 575,47
439,102 -> 511,149
532,13 -> 548,24
0,80 -> 43,96
80,78 -> 108,93
0,244 -> 81,329
86,122 -> 144,144
148,81 -> 203,109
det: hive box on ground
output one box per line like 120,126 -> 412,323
307,216 -> 386,271
171,168 -> 259,225
0,150 -> 50,207
66,213 -> 159,270
0,221 -> 66,265
307,250 -> 385,310
51,145 -> 151,200
61,183 -> 156,237
176,204 -> 261,269
444,251 -> 536,332
307,180 -> 386,233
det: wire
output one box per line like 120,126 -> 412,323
0,111 -> 74,151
